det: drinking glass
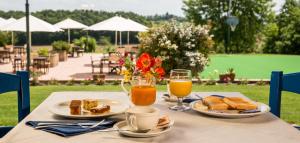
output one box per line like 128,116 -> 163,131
169,69 -> 192,111
121,76 -> 156,106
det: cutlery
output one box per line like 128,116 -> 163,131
34,119 -> 105,129
79,119 -> 105,129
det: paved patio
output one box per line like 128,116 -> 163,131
0,53 -> 123,80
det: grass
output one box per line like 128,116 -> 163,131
0,85 -> 299,126
201,54 -> 300,79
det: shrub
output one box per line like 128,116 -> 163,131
0,32 -> 9,47
48,78 -> 59,85
37,48 -> 49,57
99,36 -> 112,45
66,78 -> 76,86
239,78 -> 249,85
138,20 -> 214,77
52,41 -> 70,52
73,36 -> 97,52
82,79 -> 92,85
256,79 -> 266,86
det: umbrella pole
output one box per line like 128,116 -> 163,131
127,31 -> 129,45
25,0 -> 31,71
68,28 -> 70,45
115,31 -> 117,47
11,31 -> 14,46
119,31 -> 122,47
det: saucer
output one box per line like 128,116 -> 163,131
113,120 -> 174,138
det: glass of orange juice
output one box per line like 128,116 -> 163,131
121,76 -> 156,106
169,69 -> 192,111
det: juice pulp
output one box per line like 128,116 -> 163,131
131,85 -> 156,106
169,80 -> 192,98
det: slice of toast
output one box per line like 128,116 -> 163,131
203,96 -> 229,110
203,96 -> 224,105
223,97 -> 257,110
209,103 -> 229,110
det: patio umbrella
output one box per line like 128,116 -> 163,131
54,18 -> 88,44
125,18 -> 148,45
85,16 -> 148,46
0,15 -> 62,47
0,17 -> 6,26
0,17 -> 17,46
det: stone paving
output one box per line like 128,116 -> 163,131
0,53 -> 123,80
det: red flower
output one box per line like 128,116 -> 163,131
154,57 -> 162,68
154,67 -> 165,78
136,53 -> 155,73
119,58 -> 125,66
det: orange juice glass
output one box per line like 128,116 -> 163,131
169,79 -> 192,98
169,69 -> 192,111
121,76 -> 156,106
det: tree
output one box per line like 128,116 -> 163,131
183,0 -> 274,53
266,0 -> 300,54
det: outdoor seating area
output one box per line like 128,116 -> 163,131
0,0 -> 300,143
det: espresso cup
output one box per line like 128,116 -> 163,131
125,106 -> 160,132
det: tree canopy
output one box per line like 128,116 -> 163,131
264,0 -> 300,54
183,0 -> 274,53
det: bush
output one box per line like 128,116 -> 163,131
0,32 -> 9,47
52,41 -> 70,52
138,20 -> 214,77
48,78 -> 59,85
99,36 -> 112,45
73,36 -> 97,52
37,48 -> 49,57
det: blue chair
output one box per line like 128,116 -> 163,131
0,71 -> 30,138
269,71 -> 300,130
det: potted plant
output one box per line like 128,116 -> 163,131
219,68 -> 236,82
49,51 -> 59,67
52,41 -> 70,61
37,48 -> 49,57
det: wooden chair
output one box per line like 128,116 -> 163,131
0,71 -> 30,138
269,71 -> 300,130
108,52 -> 122,74
32,57 -> 50,74
90,56 -> 101,73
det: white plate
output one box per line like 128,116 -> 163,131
49,99 -> 128,119
114,120 -> 174,138
190,100 -> 270,118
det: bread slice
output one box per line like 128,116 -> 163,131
223,97 -> 257,110
203,96 -> 224,105
203,96 -> 229,110
209,103 -> 229,110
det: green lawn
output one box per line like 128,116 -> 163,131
0,85 -> 299,126
201,54 -> 300,79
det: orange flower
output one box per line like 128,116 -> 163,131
136,53 -> 155,73
154,67 -> 165,78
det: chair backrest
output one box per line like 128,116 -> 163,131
0,71 -> 30,121
269,71 -> 300,117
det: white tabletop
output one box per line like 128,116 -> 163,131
1,92 -> 300,143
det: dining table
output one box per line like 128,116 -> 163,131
1,92 -> 300,143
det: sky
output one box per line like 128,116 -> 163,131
0,0 -> 285,17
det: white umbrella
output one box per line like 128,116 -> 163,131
86,16 -> 148,46
125,18 -> 148,44
0,17 -> 6,26
1,15 -> 61,32
54,18 -> 88,44
0,15 -> 62,47
0,18 -> 17,45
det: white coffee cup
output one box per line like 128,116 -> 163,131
125,106 -> 160,132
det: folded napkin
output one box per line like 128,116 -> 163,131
26,119 -> 116,137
